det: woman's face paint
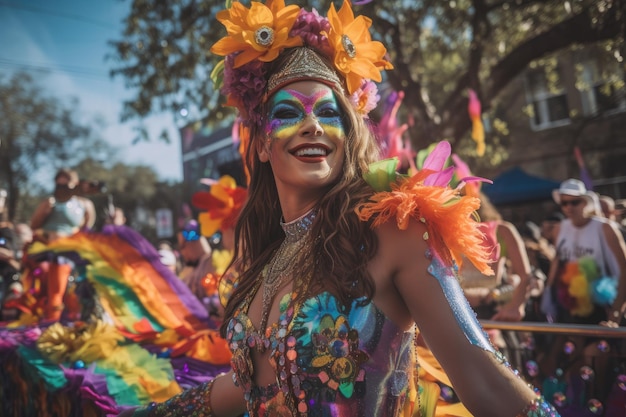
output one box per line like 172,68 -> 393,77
258,81 -> 347,201
266,87 -> 345,142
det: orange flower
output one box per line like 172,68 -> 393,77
210,0 -> 303,68
325,0 -> 393,94
192,175 -> 247,236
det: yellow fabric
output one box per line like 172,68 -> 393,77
36,321 -> 124,364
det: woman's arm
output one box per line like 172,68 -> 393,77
600,221 -> 626,326
491,221 -> 532,322
30,198 -> 54,231
384,220 -> 548,416
119,370 -> 246,417
79,197 -> 96,230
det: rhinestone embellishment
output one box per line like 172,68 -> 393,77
341,34 -> 357,58
255,26 -> 274,47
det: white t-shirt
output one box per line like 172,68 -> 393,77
556,216 -> 620,279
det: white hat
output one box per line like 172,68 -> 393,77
158,249 -> 177,266
552,178 -> 594,204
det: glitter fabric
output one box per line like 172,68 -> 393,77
225,207 -> 417,415
517,396 -> 560,417
132,379 -> 216,417
425,249 -> 495,353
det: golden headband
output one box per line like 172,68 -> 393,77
265,47 -> 345,100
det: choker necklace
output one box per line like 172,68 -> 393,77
259,209 -> 316,332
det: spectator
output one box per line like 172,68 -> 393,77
541,178 -> 626,401
13,222 -> 33,260
191,174 -> 247,308
177,220 -> 221,323
0,189 -> 21,320
460,193 -> 533,323
106,207 -> 127,226
158,247 -> 179,275
599,194 -> 617,220
540,211 -> 564,247
544,179 -> 626,326
29,168 -> 96,321
614,199 -> 626,226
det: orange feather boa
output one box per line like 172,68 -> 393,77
355,169 -> 493,276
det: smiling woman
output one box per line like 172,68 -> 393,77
121,1 -> 559,416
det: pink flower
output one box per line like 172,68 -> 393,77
222,55 -> 267,124
290,9 -> 332,55
350,79 -> 379,116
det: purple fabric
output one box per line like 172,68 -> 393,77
0,326 -> 43,349
170,356 -> 230,389
62,364 -> 119,415
101,225 -> 208,320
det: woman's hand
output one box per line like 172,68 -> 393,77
491,302 -> 525,322
599,319 -> 620,328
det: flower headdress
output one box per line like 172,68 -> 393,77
210,0 -> 392,128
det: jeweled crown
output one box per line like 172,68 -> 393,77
265,47 -> 344,99
265,46 -> 345,97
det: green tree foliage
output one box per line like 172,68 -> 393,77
0,72 -> 112,222
108,0 -> 624,153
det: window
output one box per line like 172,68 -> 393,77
579,61 -> 626,116
525,69 -> 570,130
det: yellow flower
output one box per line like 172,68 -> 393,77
210,0 -> 303,68
325,0 -> 393,94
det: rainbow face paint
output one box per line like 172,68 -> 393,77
266,88 -> 345,142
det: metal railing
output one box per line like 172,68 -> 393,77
478,320 -> 626,413
480,320 -> 626,338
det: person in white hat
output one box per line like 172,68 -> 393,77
544,178 -> 626,326
540,178 -> 626,399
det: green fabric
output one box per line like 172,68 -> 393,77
96,343 -> 176,406
17,345 -> 67,391
90,269 -> 165,333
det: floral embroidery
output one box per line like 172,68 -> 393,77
310,314 -> 368,398
293,293 -> 370,400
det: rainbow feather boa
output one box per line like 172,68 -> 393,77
556,256 -> 616,316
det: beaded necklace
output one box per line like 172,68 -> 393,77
259,209 -> 316,332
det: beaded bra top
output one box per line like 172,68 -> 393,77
226,292 -> 416,416
224,210 -> 416,416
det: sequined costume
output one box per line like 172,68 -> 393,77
228,289 -> 416,416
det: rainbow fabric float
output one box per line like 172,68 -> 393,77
0,225 -> 231,416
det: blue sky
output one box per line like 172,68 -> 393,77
0,0 -> 183,182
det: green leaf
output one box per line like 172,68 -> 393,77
363,158 -> 399,192
210,59 -> 225,90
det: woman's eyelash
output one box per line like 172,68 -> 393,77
317,107 -> 340,117
271,106 -> 300,119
